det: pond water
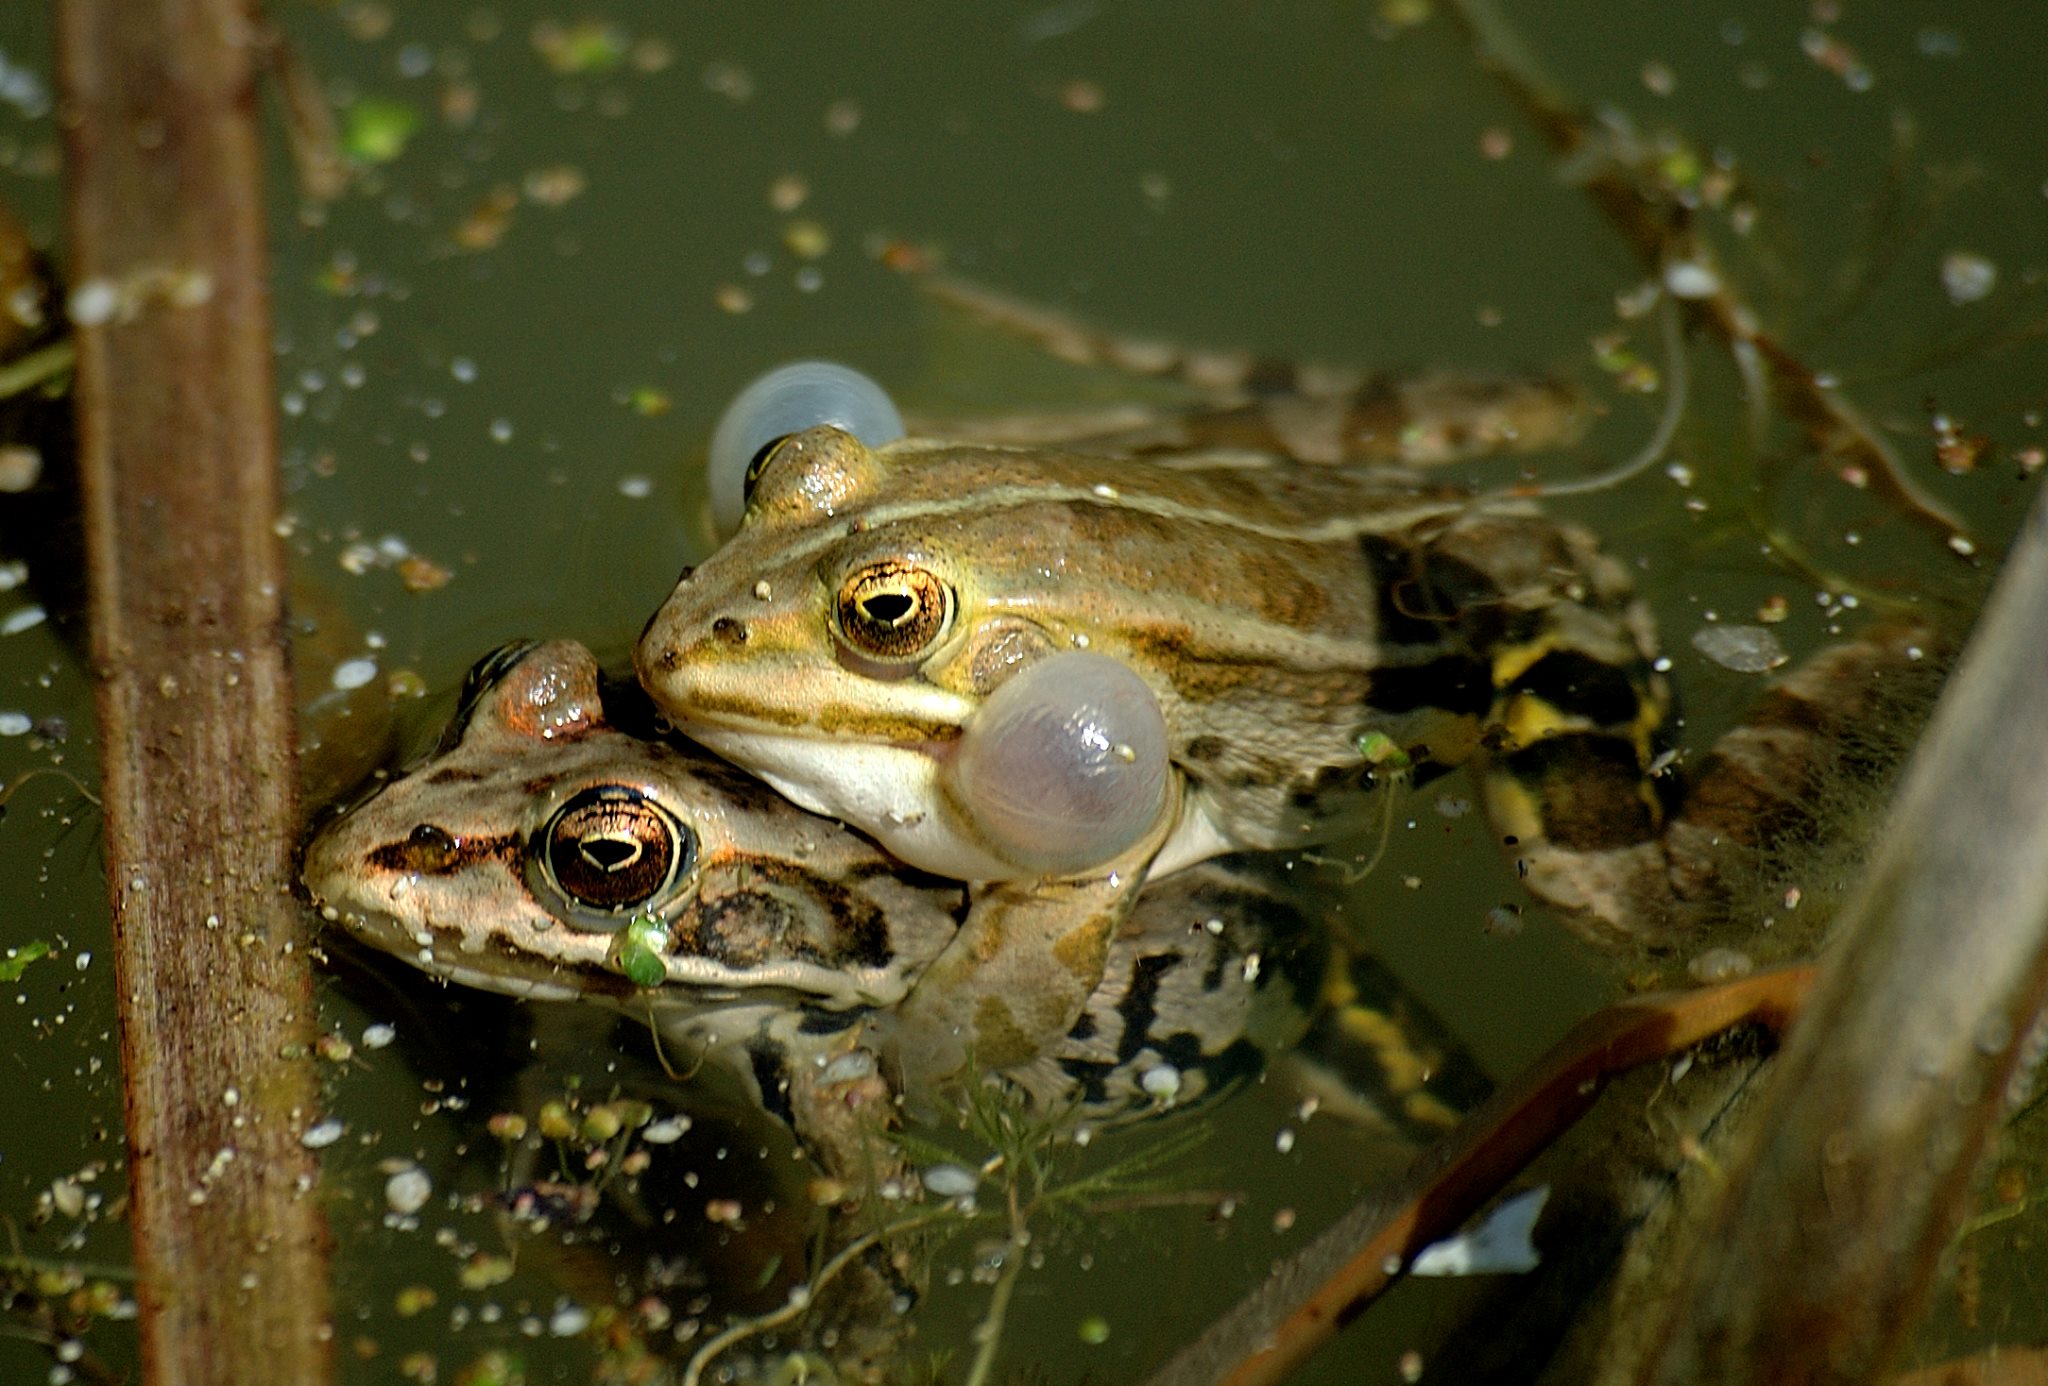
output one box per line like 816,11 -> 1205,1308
2,2 -> 2047,1382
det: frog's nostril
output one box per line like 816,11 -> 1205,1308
711,616 -> 749,645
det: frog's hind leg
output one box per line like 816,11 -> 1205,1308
913,273 -> 1587,466
1480,622 -> 1942,953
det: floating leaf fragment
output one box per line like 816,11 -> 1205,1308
0,938 -> 50,981
342,97 -> 421,165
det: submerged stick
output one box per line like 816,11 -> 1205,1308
1443,0 -> 1968,547
1633,488 -> 2048,1383
1142,966 -> 1815,1386
57,2 -> 333,1383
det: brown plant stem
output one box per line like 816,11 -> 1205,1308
56,0 -> 334,1382
1141,965 -> 1816,1386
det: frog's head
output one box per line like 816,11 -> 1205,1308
302,639 -> 953,1011
639,383 -> 1174,884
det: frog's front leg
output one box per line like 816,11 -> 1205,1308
891,790 -> 1178,1095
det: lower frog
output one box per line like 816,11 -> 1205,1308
302,639 -> 1483,1159
635,335 -> 1939,1089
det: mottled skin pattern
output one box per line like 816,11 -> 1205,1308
302,640 -> 1328,1132
636,426 -> 1679,1086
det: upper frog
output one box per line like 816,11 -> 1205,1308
635,382 -> 1669,1082
303,639 -> 1329,1131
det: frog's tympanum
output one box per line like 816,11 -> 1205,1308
302,640 -> 1337,1136
636,362 -> 1936,1090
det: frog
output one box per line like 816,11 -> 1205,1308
300,638 -> 1390,1152
634,325 -> 1939,1092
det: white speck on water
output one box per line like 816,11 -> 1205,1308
0,712 -> 30,736
68,280 -> 118,327
73,951 -> 91,971
1141,1065 -> 1182,1101
1940,251 -> 1997,305
1275,1127 -> 1296,1154
301,1118 -> 345,1149
1410,1185 -> 1549,1276
1663,261 -> 1720,299
332,658 -> 377,691
361,1022 -> 397,1050
617,474 -> 653,498
489,418 -> 514,443
548,1302 -> 592,1337
450,357 -> 478,383
641,1115 -> 692,1144
0,560 -> 24,591
384,1166 -> 432,1215
923,1163 -> 979,1198
2,604 -> 47,636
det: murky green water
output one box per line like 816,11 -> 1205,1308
3,2 -> 2047,1382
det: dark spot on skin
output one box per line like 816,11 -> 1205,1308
1057,1057 -> 1115,1106
747,1039 -> 796,1127
797,1008 -> 865,1035
1065,1009 -> 1098,1042
712,616 -> 749,645
1356,534 -> 1509,647
367,829 -> 519,875
1114,952 -> 1182,1064
1183,735 -> 1229,763
1507,650 -> 1642,728
423,766 -> 487,785
1364,655 -> 1493,716
521,775 -> 560,798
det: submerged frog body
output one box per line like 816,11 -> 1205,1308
635,352 -> 1940,1090
636,404 -> 1680,1084
302,640 -> 1341,1133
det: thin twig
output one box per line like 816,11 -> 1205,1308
1141,965 -> 1816,1386
1443,0 -> 1969,546
680,1208 -> 955,1386
0,339 -> 74,400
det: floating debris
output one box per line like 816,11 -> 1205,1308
332,658 -> 378,692
1409,1185 -> 1548,1276
1691,623 -> 1788,673
301,1118 -> 345,1150
922,1163 -> 979,1198
641,1115 -> 691,1144
0,443 -> 41,492
1940,251 -> 1997,306
384,1166 -> 432,1216
1688,947 -> 1755,983
342,97 -> 421,165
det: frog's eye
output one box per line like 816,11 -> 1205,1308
530,785 -> 696,925
833,559 -> 953,668
950,652 -> 1170,875
708,361 -> 904,536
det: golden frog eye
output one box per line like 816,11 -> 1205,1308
833,560 -> 952,664
531,786 -> 695,923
